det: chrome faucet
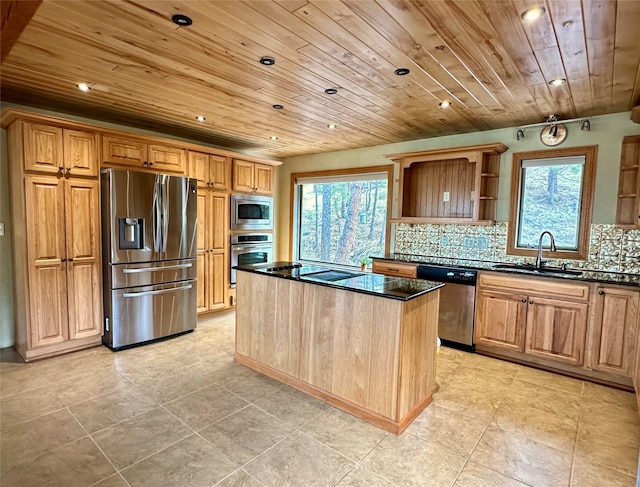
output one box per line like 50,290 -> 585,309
536,231 -> 556,269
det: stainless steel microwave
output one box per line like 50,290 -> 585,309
231,194 -> 273,230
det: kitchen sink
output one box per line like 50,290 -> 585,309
492,263 -> 583,277
300,269 -> 365,282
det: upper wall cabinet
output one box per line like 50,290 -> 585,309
21,122 -> 98,177
616,135 -> 640,228
188,151 -> 230,190
102,135 -> 186,174
232,159 -> 273,195
386,143 -> 507,224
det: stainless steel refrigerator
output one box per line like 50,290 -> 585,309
101,168 -> 198,350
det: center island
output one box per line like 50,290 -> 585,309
233,262 -> 443,434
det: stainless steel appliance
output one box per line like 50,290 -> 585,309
417,264 -> 477,351
230,233 -> 273,285
101,168 -> 198,350
231,194 -> 273,230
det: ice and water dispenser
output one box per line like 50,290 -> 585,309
118,218 -> 144,250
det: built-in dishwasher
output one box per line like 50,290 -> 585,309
417,264 -> 477,351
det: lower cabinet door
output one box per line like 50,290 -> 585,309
474,289 -> 527,351
592,286 -> 639,376
525,297 -> 588,365
196,251 -> 209,314
209,252 -> 227,311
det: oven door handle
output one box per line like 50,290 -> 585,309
232,245 -> 271,251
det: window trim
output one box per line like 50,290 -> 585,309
288,165 -> 394,262
507,145 -> 597,261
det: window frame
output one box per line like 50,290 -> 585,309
507,145 -> 597,261
289,165 -> 394,263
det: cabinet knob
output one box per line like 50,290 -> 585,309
148,162 -> 153,166
68,258 -> 74,262
58,166 -> 64,173
61,258 -> 66,262
65,167 -> 71,174
529,300 -> 534,304
598,290 -> 604,295
521,298 -> 527,303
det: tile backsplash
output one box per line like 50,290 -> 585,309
393,223 -> 640,274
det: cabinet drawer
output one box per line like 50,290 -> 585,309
372,261 -> 417,278
478,272 -> 590,301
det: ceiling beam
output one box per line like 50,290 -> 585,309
1,0 -> 42,63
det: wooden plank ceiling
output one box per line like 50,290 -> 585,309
1,0 -> 639,158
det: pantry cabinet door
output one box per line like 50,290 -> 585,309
63,130 -> 98,177
24,175 -> 68,347
65,178 -> 102,340
23,123 -> 64,174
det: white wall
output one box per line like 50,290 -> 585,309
276,112 -> 640,260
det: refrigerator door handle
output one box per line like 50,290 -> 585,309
122,283 -> 193,298
161,179 -> 169,252
152,180 -> 162,252
122,263 -> 193,274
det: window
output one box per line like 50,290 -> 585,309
291,166 -> 393,267
507,146 -> 597,260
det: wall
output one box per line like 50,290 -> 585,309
276,111 -> 640,260
0,129 -> 14,347
0,102 -> 281,348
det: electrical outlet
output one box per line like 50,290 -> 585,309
470,191 -> 476,201
0,223 -> 4,236
443,191 -> 450,202
463,237 -> 474,248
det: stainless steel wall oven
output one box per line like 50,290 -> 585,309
230,233 -> 274,285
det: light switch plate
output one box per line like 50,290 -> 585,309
443,191 -> 450,202
0,223 -> 4,236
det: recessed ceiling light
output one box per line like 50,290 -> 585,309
260,56 -> 276,66
439,101 -> 451,108
195,115 -> 206,122
394,68 -> 410,76
548,78 -> 567,86
324,88 -> 338,95
172,14 -> 193,26
77,83 -> 91,92
327,124 -> 337,129
270,136 -> 278,141
272,104 -> 284,110
521,6 -> 545,21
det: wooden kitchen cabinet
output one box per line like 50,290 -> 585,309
189,151 -> 229,190
591,285 -> 639,376
21,174 -> 102,356
615,135 -> 640,228
372,260 -> 417,278
232,159 -> 273,195
102,135 -> 186,174
196,190 -> 229,314
525,296 -> 588,366
475,273 -> 589,366
475,289 -> 527,352
7,115 -> 103,361
385,143 -> 507,224
22,122 -> 98,177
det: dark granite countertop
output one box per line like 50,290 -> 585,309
373,254 -> 640,288
233,262 -> 444,301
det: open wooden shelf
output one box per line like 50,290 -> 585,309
386,142 -> 507,224
615,135 -> 640,228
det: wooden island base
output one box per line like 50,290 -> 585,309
234,271 -> 440,434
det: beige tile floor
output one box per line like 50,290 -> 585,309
1,311 -> 639,487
